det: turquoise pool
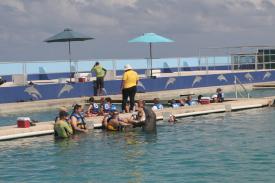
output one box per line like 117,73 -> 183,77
0,106 -> 275,182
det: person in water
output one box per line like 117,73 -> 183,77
133,100 -> 145,121
103,97 -> 117,114
186,95 -> 197,106
152,98 -> 164,110
102,110 -> 133,131
168,114 -> 177,123
86,97 -> 100,117
70,104 -> 88,133
54,111 -> 73,138
55,106 -> 69,123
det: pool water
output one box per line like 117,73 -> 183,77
0,107 -> 275,182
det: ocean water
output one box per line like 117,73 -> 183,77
0,107 -> 275,182
0,56 -> 229,75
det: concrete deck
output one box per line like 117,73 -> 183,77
0,97 -> 274,141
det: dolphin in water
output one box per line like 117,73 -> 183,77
143,107 -> 157,133
165,78 -> 176,89
58,84 -> 74,97
192,76 -> 202,87
24,86 -> 42,99
217,74 -> 228,82
137,81 -> 146,90
133,107 -> 157,133
244,73 -> 254,81
263,72 -> 272,80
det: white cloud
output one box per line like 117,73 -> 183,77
0,0 -> 25,12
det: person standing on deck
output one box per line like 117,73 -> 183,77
91,62 -> 107,96
121,64 -> 139,113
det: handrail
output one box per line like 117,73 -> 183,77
234,76 -> 250,98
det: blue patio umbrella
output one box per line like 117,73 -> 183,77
44,28 -> 94,82
129,33 -> 174,77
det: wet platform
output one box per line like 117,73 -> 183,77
253,82 -> 275,89
0,97 -> 274,141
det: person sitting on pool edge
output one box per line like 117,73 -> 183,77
170,99 -> 181,108
54,111 -> 73,138
179,98 -> 187,106
103,97 -> 117,114
186,95 -> 197,106
86,97 -> 100,117
216,88 -> 224,102
152,98 -> 164,110
102,110 -> 133,131
70,104 -> 88,133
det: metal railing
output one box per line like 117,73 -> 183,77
1,55 -> 275,78
234,76 -> 250,99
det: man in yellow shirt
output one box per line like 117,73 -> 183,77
121,64 -> 139,113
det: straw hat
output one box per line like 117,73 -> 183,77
124,64 -> 132,71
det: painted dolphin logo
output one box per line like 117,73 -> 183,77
24,86 -> 42,100
165,78 -> 176,89
217,74 -> 228,82
192,76 -> 202,87
58,84 -> 74,97
244,73 -> 254,81
137,81 -> 146,90
263,72 -> 271,80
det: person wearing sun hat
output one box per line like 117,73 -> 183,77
121,64 -> 139,113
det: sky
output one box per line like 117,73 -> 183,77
1,0 -> 275,61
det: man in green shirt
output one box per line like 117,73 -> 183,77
54,111 -> 73,138
91,62 -> 107,96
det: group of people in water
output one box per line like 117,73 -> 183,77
54,96 -> 146,138
54,87 -> 224,138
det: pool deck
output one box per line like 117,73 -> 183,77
0,97 -> 274,141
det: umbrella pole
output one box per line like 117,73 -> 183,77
150,43 -> 153,78
69,41 -> 72,82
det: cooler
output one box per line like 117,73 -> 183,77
200,97 -> 210,105
78,77 -> 86,83
17,117 -> 31,128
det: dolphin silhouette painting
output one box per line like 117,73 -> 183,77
217,74 -> 228,82
192,76 -> 202,87
244,73 -> 254,81
24,86 -> 42,100
137,81 -> 146,90
263,72 -> 272,80
58,84 -> 74,97
165,78 -> 176,89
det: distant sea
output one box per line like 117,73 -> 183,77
0,56 -> 230,75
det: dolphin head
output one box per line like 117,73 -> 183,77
143,107 -> 157,133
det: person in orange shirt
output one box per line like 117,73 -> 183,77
121,64 -> 139,113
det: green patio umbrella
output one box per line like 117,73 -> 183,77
129,33 -> 174,77
44,28 -> 94,82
